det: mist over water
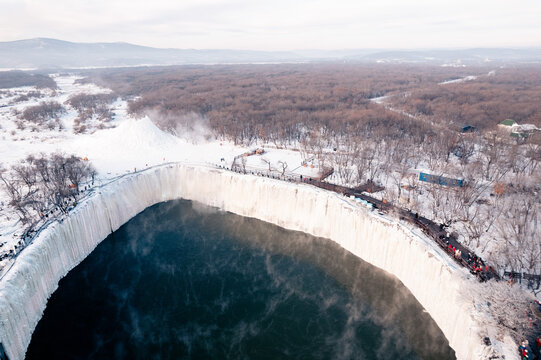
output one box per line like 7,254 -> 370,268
27,199 -> 455,360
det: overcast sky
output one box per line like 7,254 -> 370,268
1,0 -> 540,50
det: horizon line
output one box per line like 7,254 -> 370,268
2,37 -> 541,53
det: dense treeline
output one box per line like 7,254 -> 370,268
0,71 -> 57,90
82,64 -> 541,279
390,66 -> 541,129
84,63 -> 541,140
83,64 -> 478,144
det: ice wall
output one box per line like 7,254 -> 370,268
0,164 -> 503,359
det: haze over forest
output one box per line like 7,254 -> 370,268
1,38 -> 541,70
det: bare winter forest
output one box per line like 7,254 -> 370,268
80,64 -> 541,285
0,153 -> 95,224
0,71 -> 57,90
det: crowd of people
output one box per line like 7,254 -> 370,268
519,337 -> 541,360
467,253 -> 487,274
445,241 -> 463,261
442,237 -> 495,281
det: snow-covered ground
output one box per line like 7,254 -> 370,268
439,75 -> 478,85
0,75 -> 323,176
0,74 -> 527,360
367,79 -> 539,286
0,74 -> 320,274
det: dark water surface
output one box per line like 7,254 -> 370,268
27,199 -> 455,360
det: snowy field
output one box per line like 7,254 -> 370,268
0,74 -> 320,275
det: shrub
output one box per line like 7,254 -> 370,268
20,101 -> 65,125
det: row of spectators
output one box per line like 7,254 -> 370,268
519,336 -> 541,359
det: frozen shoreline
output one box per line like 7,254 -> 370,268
0,164 -> 515,359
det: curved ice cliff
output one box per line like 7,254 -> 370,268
0,164 -> 508,359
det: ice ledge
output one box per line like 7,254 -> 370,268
0,164 -> 514,359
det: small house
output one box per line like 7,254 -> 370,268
499,119 -> 517,127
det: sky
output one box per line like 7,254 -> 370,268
1,0 -> 540,50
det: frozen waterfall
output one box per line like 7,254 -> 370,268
0,164 -> 512,359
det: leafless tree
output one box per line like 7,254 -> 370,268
334,152 -> 354,185
356,141 -> 384,184
465,280 -> 537,342
479,132 -> 507,181
0,166 -> 35,222
497,195 -> 540,276
278,161 -> 288,177
389,143 -> 412,201
261,158 -> 273,173
0,153 -> 95,222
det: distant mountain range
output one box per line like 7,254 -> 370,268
1,38 -> 541,70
